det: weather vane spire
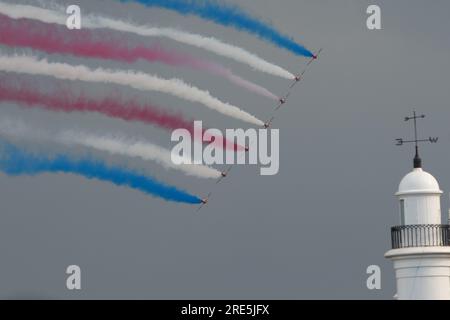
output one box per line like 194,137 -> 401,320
396,110 -> 438,168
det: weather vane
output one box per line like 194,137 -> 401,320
396,111 -> 438,168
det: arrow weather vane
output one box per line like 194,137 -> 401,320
396,110 -> 438,168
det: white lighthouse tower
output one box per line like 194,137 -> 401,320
385,112 -> 450,300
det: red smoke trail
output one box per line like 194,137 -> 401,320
0,77 -> 244,151
0,13 -> 277,101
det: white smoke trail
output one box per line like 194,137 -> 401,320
59,131 -> 221,179
0,118 -> 221,179
0,2 -> 295,79
0,54 -> 264,126
0,2 -> 65,24
86,18 -> 295,79
223,71 -> 279,101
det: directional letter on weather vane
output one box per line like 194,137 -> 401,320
395,111 -> 438,147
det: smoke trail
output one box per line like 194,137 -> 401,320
0,117 -> 222,179
0,75 -> 245,151
0,141 -> 202,204
0,2 -> 294,79
119,0 -> 313,57
0,54 -> 264,126
60,131 -> 222,179
0,13 -> 277,101
208,66 -> 278,101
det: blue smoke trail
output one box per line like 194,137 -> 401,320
0,141 -> 202,204
120,0 -> 313,57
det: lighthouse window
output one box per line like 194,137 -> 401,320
400,199 -> 405,225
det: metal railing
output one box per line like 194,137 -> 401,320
391,224 -> 450,249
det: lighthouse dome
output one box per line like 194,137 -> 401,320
396,168 -> 442,195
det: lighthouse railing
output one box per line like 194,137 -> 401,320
391,224 -> 450,249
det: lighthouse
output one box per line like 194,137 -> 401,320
385,112 -> 450,300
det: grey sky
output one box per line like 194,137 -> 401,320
0,0 -> 449,299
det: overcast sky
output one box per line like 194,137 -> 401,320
0,0 -> 450,299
